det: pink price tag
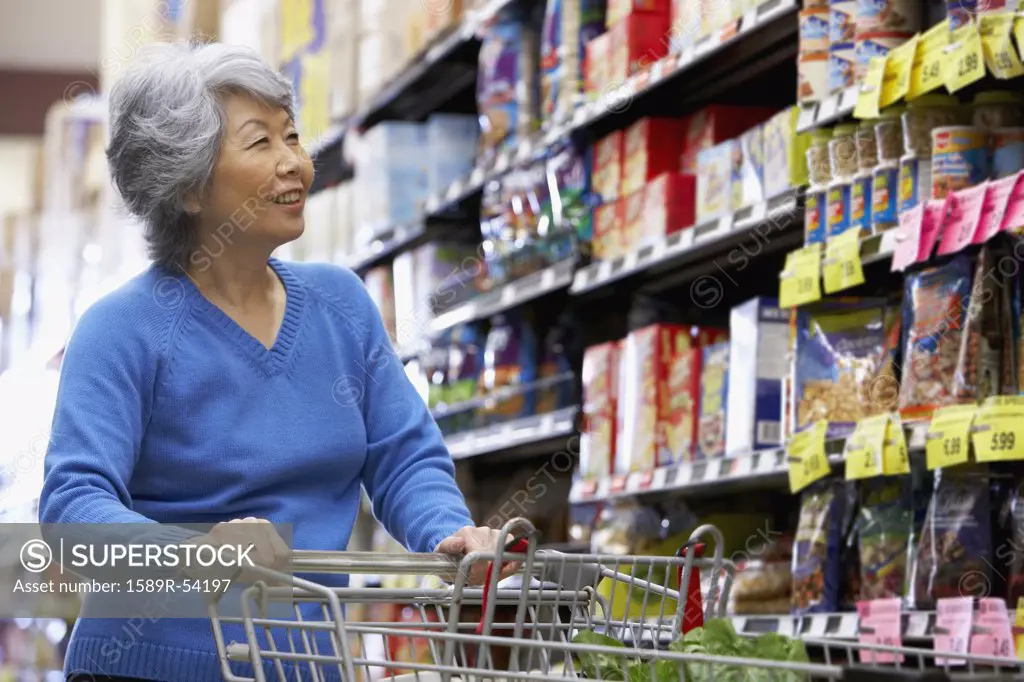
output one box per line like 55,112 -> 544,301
998,171 -> 1024,234
857,598 -> 903,664
974,175 -> 1018,244
935,597 -> 974,666
970,598 -> 1015,659
937,184 -> 988,256
892,204 -> 924,272
916,199 -> 950,264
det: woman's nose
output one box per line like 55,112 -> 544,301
278,148 -> 300,176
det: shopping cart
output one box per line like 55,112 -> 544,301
207,518 -> 1024,682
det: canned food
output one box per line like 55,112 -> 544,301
805,186 -> 827,245
800,8 -> 831,52
829,43 -> 857,95
901,94 -> 963,158
931,126 -> 990,199
855,32 -> 914,81
827,179 -> 853,238
898,153 -> 931,214
871,162 -> 899,231
851,171 -> 873,234
855,0 -> 923,34
830,1 -> 857,45
972,91 -> 1024,130
798,52 -> 830,103
992,127 -> 1024,179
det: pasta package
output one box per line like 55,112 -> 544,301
898,255 -> 974,421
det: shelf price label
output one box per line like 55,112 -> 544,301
909,19 -> 949,98
980,14 -> 1024,79
944,20 -> 986,93
857,598 -> 904,664
972,396 -> 1024,462
880,35 -> 919,107
854,56 -> 886,120
925,404 -> 976,470
779,243 -> 823,308
844,414 -> 888,480
788,420 -> 830,493
883,415 -> 910,476
823,229 -> 865,294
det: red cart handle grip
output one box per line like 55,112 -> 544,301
476,537 -> 530,635
676,542 -> 705,635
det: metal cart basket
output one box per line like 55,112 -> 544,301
207,518 -> 1024,682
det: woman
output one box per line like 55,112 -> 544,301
40,41 -> 510,682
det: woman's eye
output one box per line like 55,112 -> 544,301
287,132 -> 300,143
249,137 -> 269,148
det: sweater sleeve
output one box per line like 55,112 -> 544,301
345,272 -> 476,553
39,295 -> 199,558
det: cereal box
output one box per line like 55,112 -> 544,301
622,117 -> 685,196
593,200 -> 624,260
580,341 -> 621,480
584,32 -> 611,95
621,188 -> 647,253
680,105 -> 776,174
697,141 -> 736,222
593,132 -> 624,204
763,106 -> 811,199
725,297 -> 789,456
733,125 -> 765,210
642,172 -> 696,242
697,341 -> 730,459
606,0 -> 670,29
609,13 -> 671,81
667,326 -> 729,463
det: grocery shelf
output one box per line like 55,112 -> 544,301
430,256 -> 577,334
796,85 -> 859,134
548,0 -> 799,142
570,421 -> 932,504
430,371 -> 575,420
347,221 -> 427,275
732,611 -> 941,641
571,189 -> 803,296
444,405 -> 579,460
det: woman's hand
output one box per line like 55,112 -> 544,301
435,526 -> 523,586
184,517 -> 290,583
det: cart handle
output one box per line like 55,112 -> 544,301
290,550 -> 462,577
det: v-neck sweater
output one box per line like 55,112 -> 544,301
39,258 -> 475,682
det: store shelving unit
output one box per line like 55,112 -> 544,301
445,404 -> 579,460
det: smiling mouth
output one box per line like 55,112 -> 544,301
272,191 -> 303,205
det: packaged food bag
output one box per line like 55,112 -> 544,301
477,311 -> 538,424
791,480 -> 856,614
858,477 -> 915,601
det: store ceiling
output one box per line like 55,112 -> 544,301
0,0 -> 101,71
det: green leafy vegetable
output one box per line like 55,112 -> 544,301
572,630 -> 629,680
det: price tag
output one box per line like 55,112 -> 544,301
844,414 -> 889,480
857,598 -> 904,664
880,35 -> 919,107
1015,597 -> 1024,660
972,396 -> 1024,462
779,243 -> 823,309
892,203 -> 924,272
935,597 -> 974,666
926,404 -> 976,470
937,183 -> 989,255
980,14 -> 1024,79
787,420 -> 830,493
651,467 -> 669,490
998,171 -> 1024,233
975,174 -> 1018,244
944,21 -> 986,93
918,197 -> 952,263
854,56 -> 886,120
883,415 -> 910,476
609,474 -> 629,494
823,229 -> 865,294
909,19 -> 949,98
971,598 -> 1015,659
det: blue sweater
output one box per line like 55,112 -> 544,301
39,258 -> 475,682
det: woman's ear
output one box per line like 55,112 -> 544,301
183,193 -> 202,216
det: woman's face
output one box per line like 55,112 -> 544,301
197,93 -> 314,253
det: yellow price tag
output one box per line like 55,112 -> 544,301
883,415 -> 910,476
944,20 -> 986,93
854,56 -> 886,120
1016,15 -> 1024,61
881,35 -> 920,107
779,243 -> 823,309
980,14 -> 1024,79
971,396 -> 1024,462
844,414 -> 889,480
788,420 -> 830,493
909,19 -> 950,98
925,404 -> 976,470
280,0 -> 315,64
822,229 -> 865,294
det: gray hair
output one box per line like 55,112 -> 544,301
107,41 -> 295,270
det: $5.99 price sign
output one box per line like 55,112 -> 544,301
972,396 -> 1024,462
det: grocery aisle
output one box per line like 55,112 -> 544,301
2,0 -> 1024,678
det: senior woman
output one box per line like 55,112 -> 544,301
40,42 -> 511,682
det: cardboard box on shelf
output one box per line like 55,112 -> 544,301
696,340 -> 730,459
725,297 -> 788,456
606,0 -> 670,29
666,326 -> 729,463
762,106 -> 810,199
593,200 -> 624,260
622,117 -> 684,196
620,187 -> 647,252
592,131 -> 624,204
642,172 -> 696,241
609,13 -> 671,80
733,124 -> 766,210
581,341 -> 621,480
680,105 -> 776,174
696,140 -> 737,222
584,31 -> 612,95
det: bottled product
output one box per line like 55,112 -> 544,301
829,123 -> 859,179
901,94 -> 962,158
807,128 -> 833,186
856,119 -> 878,172
971,91 -> 1024,130
874,107 -> 905,163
